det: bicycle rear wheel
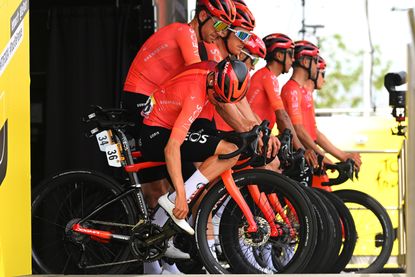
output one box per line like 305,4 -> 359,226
32,170 -> 138,274
194,169 -> 317,274
334,189 -> 394,273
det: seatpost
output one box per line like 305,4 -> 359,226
113,128 -> 149,221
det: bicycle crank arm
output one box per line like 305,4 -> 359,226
72,223 -> 130,242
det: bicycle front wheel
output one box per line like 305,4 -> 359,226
32,170 -> 138,274
194,169 -> 317,274
334,189 -> 394,273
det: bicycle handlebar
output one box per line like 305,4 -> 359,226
322,159 -> 358,186
218,120 -> 270,169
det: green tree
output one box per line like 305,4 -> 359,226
315,34 -> 391,109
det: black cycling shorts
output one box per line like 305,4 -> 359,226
122,91 -> 151,139
139,125 -> 222,162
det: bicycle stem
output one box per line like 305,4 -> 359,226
220,170 -> 258,233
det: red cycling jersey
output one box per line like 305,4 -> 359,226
281,79 -> 317,141
143,61 -> 216,143
199,41 -> 224,63
124,22 -> 201,96
246,67 -> 285,129
197,42 -> 224,123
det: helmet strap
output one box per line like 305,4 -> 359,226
297,56 -> 313,79
273,50 -> 287,73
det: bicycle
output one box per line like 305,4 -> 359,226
32,106 -> 317,274
278,129 -> 394,273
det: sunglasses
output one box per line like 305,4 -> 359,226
320,70 -> 326,78
228,27 -> 251,43
211,17 -> 229,32
241,50 -> 259,66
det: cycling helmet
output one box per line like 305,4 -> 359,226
244,33 -> 266,58
213,59 -> 250,103
294,40 -> 319,60
232,1 -> 255,31
263,33 -> 295,54
197,0 -> 236,25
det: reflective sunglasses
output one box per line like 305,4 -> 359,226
228,27 -> 251,43
241,50 -> 259,66
211,17 -> 229,32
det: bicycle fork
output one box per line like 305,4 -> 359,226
221,170 -> 295,238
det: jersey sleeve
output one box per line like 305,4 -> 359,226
170,85 -> 204,143
176,26 -> 202,66
263,75 -> 285,111
281,85 -> 303,125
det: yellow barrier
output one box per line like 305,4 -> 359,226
318,115 -> 404,269
0,0 -> 31,276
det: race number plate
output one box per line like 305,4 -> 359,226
105,144 -> 122,167
96,130 -> 112,152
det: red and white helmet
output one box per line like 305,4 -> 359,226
214,59 -> 250,103
197,0 -> 236,25
262,33 -> 294,55
294,40 -> 319,60
231,0 -> 255,31
244,33 -> 266,58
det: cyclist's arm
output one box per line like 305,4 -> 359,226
215,102 -> 257,132
294,124 -> 325,156
164,138 -> 186,199
235,97 -> 261,124
275,109 -> 304,150
316,129 -> 362,169
165,87 -> 204,217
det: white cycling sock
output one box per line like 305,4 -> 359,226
143,261 -> 162,274
168,169 -> 209,202
161,261 -> 182,274
152,205 -> 169,227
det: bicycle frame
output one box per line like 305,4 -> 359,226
71,127 -> 264,244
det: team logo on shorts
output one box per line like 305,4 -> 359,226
185,132 -> 209,144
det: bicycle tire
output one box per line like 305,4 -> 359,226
32,170 -> 138,274
194,169 -> 317,274
302,187 -> 342,273
334,189 -> 394,273
316,188 -> 357,273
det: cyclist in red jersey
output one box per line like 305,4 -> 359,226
198,2 -> 279,156
302,56 -> 362,170
123,0 -> 236,140
280,41 -> 324,168
122,1 -> 236,272
139,59 -> 249,232
215,33 -> 265,132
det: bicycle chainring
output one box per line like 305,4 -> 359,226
130,224 -> 167,261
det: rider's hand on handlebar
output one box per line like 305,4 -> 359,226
173,195 -> 189,220
304,149 -> 318,169
267,135 -> 280,158
343,152 -> 362,172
